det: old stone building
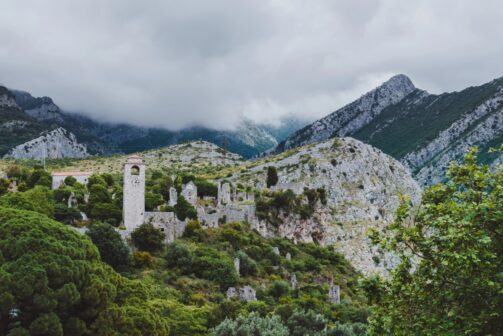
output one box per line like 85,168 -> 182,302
122,155 -> 256,242
51,171 -> 92,190
123,155 -> 145,231
181,181 -> 198,205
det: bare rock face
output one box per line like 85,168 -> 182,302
277,75 -> 416,152
234,137 -> 421,275
4,127 -> 89,159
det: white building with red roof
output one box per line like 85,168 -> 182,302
51,171 -> 92,189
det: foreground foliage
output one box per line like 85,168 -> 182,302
0,207 -> 170,335
366,148 -> 503,335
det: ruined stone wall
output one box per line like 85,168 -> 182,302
144,211 -> 187,243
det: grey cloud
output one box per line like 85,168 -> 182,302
0,0 -> 502,130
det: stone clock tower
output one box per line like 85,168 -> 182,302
123,155 -> 145,231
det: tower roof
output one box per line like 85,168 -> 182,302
126,155 -> 144,164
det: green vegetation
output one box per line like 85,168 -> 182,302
131,223 -> 165,253
365,148 -> 503,335
86,222 -> 131,271
266,166 -> 279,188
256,188 -> 328,226
0,206 -> 170,335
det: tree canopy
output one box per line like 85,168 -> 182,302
0,206 -> 169,335
365,148 -> 503,335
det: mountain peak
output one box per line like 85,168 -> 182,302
380,74 -> 415,92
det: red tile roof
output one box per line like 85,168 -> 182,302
51,171 -> 93,176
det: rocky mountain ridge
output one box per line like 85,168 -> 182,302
277,74 -> 503,185
277,75 -> 416,151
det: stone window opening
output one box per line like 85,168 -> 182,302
131,165 -> 140,175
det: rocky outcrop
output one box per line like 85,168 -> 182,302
0,87 -> 18,108
13,90 -> 64,122
234,137 -> 421,275
4,127 -> 89,159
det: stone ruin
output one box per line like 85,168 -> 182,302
291,274 -> 298,290
234,257 -> 240,276
226,286 -> 257,302
169,187 -> 178,206
120,155 -> 257,243
272,246 -> 280,256
181,181 -> 198,205
328,281 -> 340,304
218,182 -> 231,205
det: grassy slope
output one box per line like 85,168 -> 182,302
138,222 -> 368,329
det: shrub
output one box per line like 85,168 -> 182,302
192,246 -> 238,289
133,251 -> 154,268
236,251 -> 257,276
266,166 -> 279,188
131,223 -> 165,253
285,309 -> 328,336
0,186 -> 54,217
145,191 -> 163,211
211,312 -> 288,336
86,222 -> 131,271
269,280 -> 290,299
183,220 -> 205,241
166,241 -> 193,269
54,203 -> 82,224
64,175 -> 77,186
174,195 -> 197,221
0,178 -> 10,196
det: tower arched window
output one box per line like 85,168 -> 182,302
131,165 -> 140,176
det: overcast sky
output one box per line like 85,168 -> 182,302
1,0 -> 503,130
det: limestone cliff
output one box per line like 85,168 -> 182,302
232,137 -> 421,275
4,127 -> 89,159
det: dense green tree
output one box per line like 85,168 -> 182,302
0,186 -> 54,217
131,223 -> 165,253
194,179 -> 218,198
54,203 -> 82,224
174,195 -> 197,221
63,176 -> 77,187
88,184 -> 111,204
0,206 -> 169,335
87,174 -> 107,188
192,246 -> 238,289
86,184 -> 122,225
211,312 -> 289,336
26,169 -> 52,188
165,241 -> 193,269
236,251 -> 257,276
269,280 -> 290,299
86,222 -> 131,271
328,323 -> 367,336
285,309 -> 327,336
158,177 -> 173,202
266,166 -> 279,188
183,220 -> 205,241
145,192 -> 163,211
366,148 -> 503,335
0,178 -> 10,196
